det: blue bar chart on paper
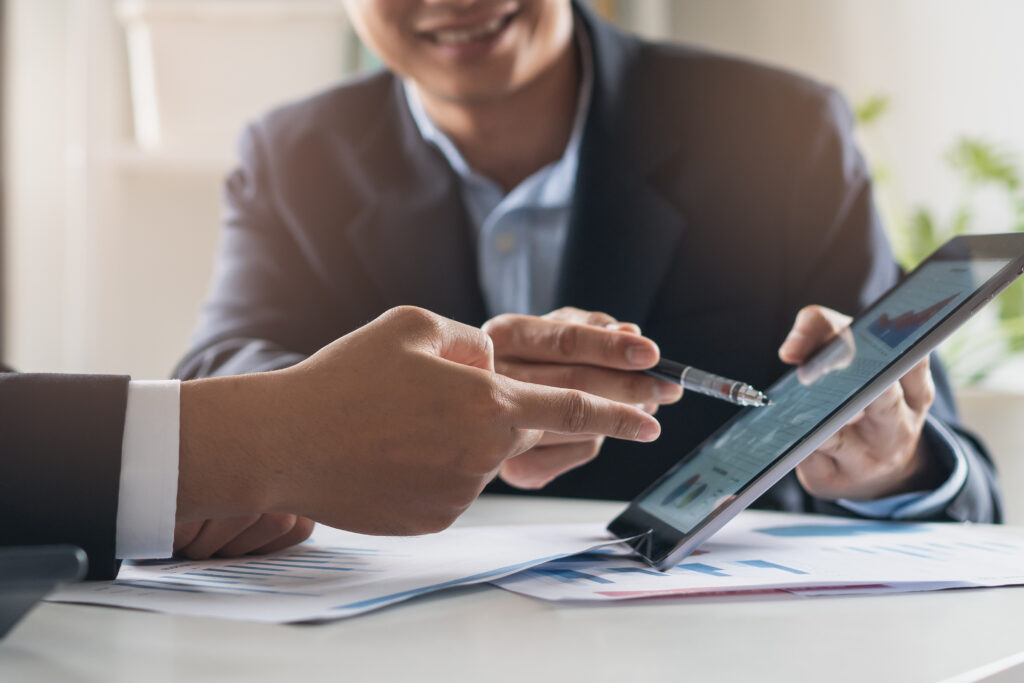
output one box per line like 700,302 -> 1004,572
494,510 -> 1024,602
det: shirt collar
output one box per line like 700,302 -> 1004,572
402,21 -> 594,211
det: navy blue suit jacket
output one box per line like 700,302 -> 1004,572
176,7 -> 1000,522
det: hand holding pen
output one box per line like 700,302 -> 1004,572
483,308 -> 684,488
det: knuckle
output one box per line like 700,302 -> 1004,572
546,306 -> 580,321
387,305 -> 440,335
561,390 -> 592,433
473,377 -> 512,429
612,407 -> 636,440
475,327 -> 496,359
553,324 -> 581,358
482,377 -> 510,415
602,329 -> 622,361
921,376 -> 936,405
586,311 -> 614,326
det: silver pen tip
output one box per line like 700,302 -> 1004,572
736,386 -> 773,407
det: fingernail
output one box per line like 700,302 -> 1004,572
638,420 -> 661,442
626,344 -> 656,366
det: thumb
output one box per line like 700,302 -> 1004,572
435,318 -> 495,372
387,307 -> 494,372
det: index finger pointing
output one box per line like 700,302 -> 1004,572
503,377 -> 661,443
486,315 -> 660,369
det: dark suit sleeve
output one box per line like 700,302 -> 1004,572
173,123 -> 335,379
0,373 -> 129,579
780,89 -> 1001,523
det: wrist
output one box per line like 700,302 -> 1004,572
177,374 -> 284,522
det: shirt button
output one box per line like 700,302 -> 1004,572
496,233 -> 517,253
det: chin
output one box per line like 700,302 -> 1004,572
424,68 -> 522,105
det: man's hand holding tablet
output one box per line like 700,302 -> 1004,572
779,306 -> 943,502
610,234 -> 1024,570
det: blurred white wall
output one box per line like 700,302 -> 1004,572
665,0 -> 1024,237
3,0 -> 349,378
3,0 -> 72,370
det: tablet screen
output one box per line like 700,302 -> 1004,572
636,256 -> 1010,536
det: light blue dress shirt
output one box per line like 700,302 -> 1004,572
401,27 -> 964,520
403,30 -> 593,319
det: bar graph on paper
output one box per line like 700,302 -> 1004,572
494,511 -> 1024,602
114,546 -> 394,597
48,522 -> 618,623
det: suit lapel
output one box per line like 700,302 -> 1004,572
344,80 -> 488,326
556,7 -> 686,326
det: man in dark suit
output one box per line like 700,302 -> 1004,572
176,1 -> 999,522
1,308 -> 657,578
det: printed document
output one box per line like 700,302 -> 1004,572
49,523 -> 615,623
494,511 -> 1024,601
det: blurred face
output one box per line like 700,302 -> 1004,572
343,0 -> 574,103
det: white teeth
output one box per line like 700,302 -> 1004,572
433,16 -> 506,45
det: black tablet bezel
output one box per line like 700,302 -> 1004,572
609,234 -> 1024,569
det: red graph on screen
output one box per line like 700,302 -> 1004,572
868,295 -> 956,348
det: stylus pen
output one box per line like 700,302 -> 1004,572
643,359 -> 773,408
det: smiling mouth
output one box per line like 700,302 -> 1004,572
420,12 -> 517,46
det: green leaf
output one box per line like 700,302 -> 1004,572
855,95 -> 891,127
946,138 -> 1020,191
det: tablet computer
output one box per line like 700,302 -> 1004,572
608,233 -> 1024,570
1,545 -> 86,638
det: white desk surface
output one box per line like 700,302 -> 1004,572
3,495 -> 1024,683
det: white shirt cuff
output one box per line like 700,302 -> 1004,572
115,380 -> 180,559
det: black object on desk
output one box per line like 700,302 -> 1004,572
1,545 -> 87,638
